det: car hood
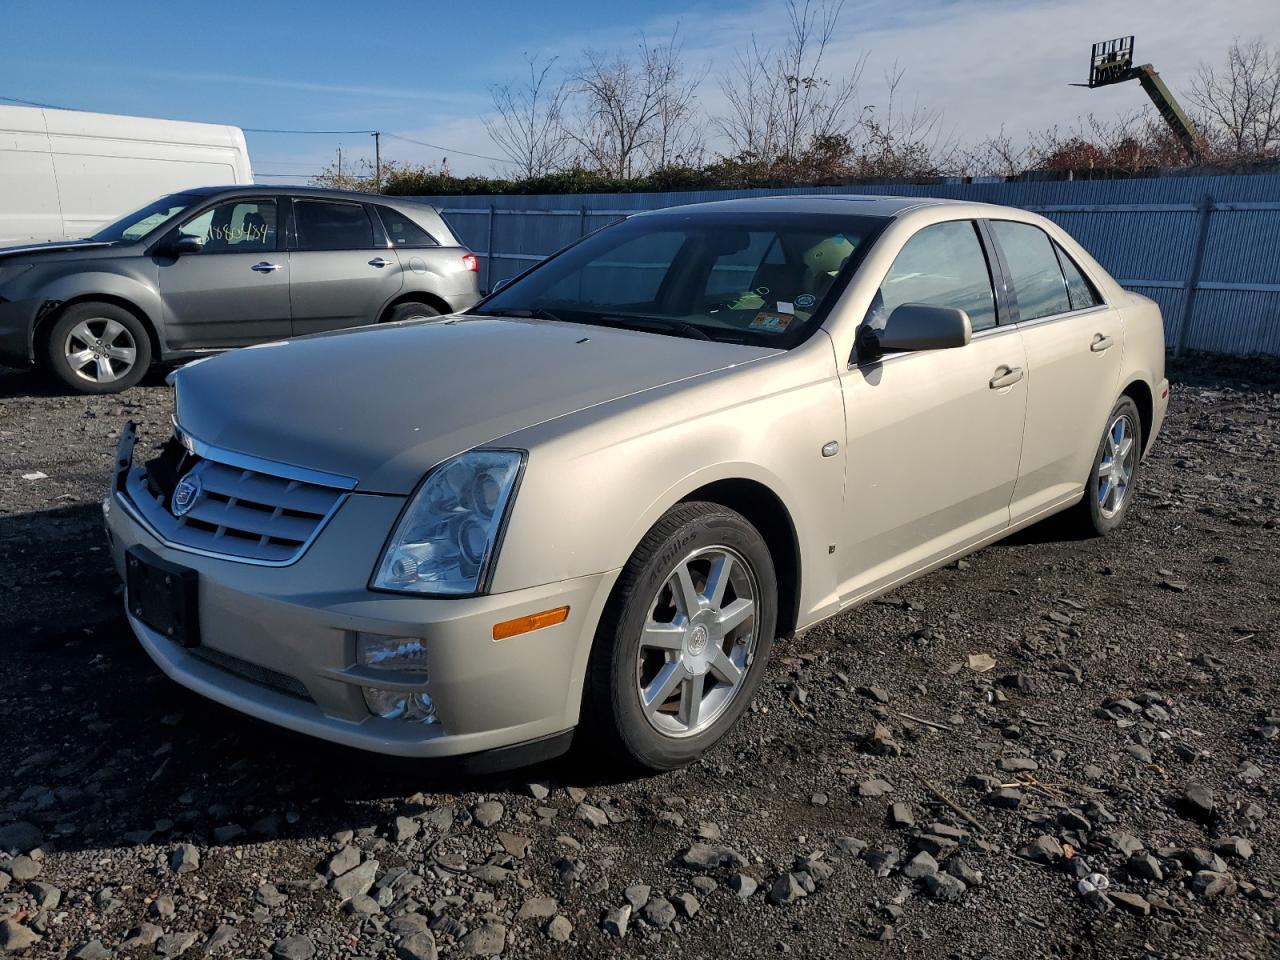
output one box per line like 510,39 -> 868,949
0,239 -> 123,263
173,315 -> 773,494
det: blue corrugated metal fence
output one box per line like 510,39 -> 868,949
413,174 -> 1280,355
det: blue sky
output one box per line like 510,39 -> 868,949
3,0 -> 1277,178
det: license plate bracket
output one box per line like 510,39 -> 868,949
126,546 -> 200,647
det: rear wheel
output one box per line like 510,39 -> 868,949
1068,396 -> 1142,536
585,502 -> 777,771
384,301 -> 441,324
43,302 -> 151,394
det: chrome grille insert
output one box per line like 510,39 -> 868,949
122,433 -> 351,566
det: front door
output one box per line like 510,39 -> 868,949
838,219 -> 1028,601
985,219 -> 1126,523
287,198 -> 404,336
157,197 -> 290,349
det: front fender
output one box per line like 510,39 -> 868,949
489,341 -> 847,627
31,268 -> 162,351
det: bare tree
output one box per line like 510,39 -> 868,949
1190,37 -> 1280,162
568,32 -> 701,178
714,0 -> 865,164
856,63 -> 956,177
484,54 -> 573,178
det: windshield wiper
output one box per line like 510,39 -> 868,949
595,315 -> 713,341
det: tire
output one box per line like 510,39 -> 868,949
43,302 -> 151,394
585,501 -> 778,772
1068,395 -> 1143,536
384,301 -> 441,324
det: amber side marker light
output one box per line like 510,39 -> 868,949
492,606 -> 570,641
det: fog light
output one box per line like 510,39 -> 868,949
357,633 -> 428,672
362,686 -> 438,723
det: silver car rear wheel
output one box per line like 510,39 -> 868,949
1097,412 -> 1136,519
636,545 -> 759,739
63,317 -> 138,384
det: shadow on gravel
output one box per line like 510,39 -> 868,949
1,503 -> 590,857
0,363 -> 171,399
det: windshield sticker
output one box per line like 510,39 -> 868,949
750,311 -> 793,333
777,301 -> 795,315
794,293 -> 817,309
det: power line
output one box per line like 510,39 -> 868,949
244,127 -> 376,135
383,132 -> 515,166
1,94 -> 74,109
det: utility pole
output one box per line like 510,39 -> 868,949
372,131 -> 382,191
337,145 -> 343,181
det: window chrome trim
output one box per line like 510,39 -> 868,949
1009,303 -> 1111,331
172,420 -> 359,491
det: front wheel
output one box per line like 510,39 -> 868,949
585,502 -> 778,772
1068,396 -> 1143,536
43,302 -> 151,394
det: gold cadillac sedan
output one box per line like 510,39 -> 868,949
104,196 -> 1168,772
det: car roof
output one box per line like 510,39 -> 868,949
633,194 -> 960,219
182,184 -> 435,208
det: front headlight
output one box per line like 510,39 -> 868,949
372,449 -> 524,595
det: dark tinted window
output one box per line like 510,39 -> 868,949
294,200 -> 374,250
990,220 -> 1072,322
378,206 -> 436,246
866,220 -> 997,332
179,199 -> 277,253
1055,244 -> 1102,310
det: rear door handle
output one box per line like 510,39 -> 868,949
368,257 -> 394,268
1090,333 -> 1115,352
989,366 -> 1025,389
251,261 -> 282,273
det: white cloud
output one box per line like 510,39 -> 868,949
255,0 -> 1280,178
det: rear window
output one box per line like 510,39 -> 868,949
377,206 -> 437,247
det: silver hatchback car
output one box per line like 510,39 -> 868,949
0,186 -> 481,393
105,196 -> 1167,773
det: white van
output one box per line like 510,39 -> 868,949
0,105 -> 253,244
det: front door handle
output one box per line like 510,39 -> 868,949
368,257 -> 394,268
251,261 -> 282,273
989,365 -> 1025,389
1090,333 -> 1115,352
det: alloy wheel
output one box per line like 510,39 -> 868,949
1098,412 -> 1136,518
635,545 -> 759,738
63,318 -> 137,384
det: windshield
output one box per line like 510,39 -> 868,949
477,211 -> 886,347
89,193 -> 202,243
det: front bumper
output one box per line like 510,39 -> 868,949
104,428 -> 617,760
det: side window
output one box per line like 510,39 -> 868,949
1055,244 -> 1102,311
178,199 -> 277,253
294,200 -> 374,250
989,220 -> 1072,322
867,220 -> 997,333
377,205 -> 436,247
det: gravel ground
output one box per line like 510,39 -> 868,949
0,355 -> 1277,960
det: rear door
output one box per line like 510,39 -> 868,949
156,196 -> 290,349
985,219 -> 1124,523
287,197 -> 403,335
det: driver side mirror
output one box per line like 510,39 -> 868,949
167,235 -> 205,257
861,303 -> 971,360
